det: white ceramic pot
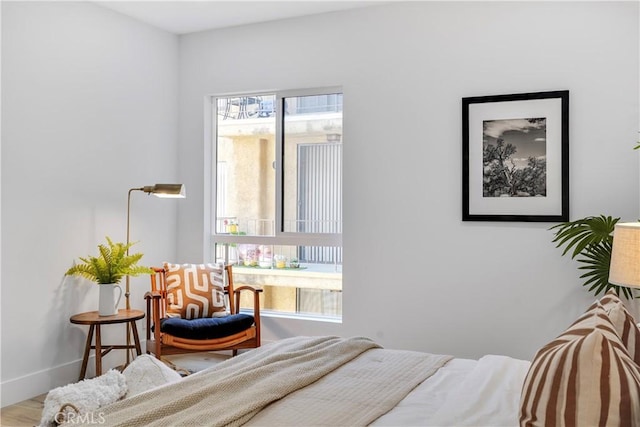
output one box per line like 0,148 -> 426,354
98,283 -> 123,316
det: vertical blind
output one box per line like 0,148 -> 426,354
297,142 -> 342,263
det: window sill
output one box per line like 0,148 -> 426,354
240,308 -> 342,324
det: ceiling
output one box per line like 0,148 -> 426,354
94,1 -> 386,35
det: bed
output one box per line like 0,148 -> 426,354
85,335 -> 529,427
52,290 -> 640,427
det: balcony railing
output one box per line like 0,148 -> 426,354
217,95 -> 343,120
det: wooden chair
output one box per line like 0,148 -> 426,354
144,264 -> 262,359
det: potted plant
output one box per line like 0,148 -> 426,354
66,236 -> 153,315
551,141 -> 639,299
550,215 -> 637,299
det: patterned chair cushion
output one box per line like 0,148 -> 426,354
599,289 -> 640,365
519,301 -> 640,426
164,263 -> 227,319
160,314 -> 255,340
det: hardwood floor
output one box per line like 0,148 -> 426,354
1,394 -> 46,427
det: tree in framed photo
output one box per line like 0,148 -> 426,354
482,118 -> 547,198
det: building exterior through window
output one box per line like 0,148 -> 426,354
210,88 -> 343,320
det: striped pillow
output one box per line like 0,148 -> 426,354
520,302 -> 640,427
163,263 -> 227,320
600,289 -> 640,366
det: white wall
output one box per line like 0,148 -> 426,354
1,0 -> 637,409
1,2 -> 179,406
178,2 -> 639,360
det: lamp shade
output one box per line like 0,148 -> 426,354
609,222 -> 640,289
142,184 -> 186,198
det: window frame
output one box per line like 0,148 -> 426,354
207,86 -> 343,255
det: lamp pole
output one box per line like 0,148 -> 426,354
125,187 -> 143,310
124,184 -> 185,365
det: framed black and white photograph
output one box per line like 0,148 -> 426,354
462,90 -> 569,222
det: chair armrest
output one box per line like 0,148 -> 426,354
145,291 -> 163,341
232,286 -> 262,344
232,286 -> 262,318
233,285 -> 263,294
144,291 -> 162,300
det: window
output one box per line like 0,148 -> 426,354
210,88 -> 343,320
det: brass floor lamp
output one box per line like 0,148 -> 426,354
125,184 -> 186,364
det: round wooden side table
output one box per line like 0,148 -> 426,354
70,309 -> 144,380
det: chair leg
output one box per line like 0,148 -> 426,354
232,349 -> 238,357
147,338 -> 161,359
155,340 -> 162,359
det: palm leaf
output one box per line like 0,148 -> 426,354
576,242 -> 612,296
549,215 -> 636,299
550,215 -> 618,258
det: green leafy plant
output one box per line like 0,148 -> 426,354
551,139 -> 640,298
65,236 -> 153,284
549,215 -> 636,299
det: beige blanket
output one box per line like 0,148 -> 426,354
96,336 -> 451,427
245,347 -> 453,426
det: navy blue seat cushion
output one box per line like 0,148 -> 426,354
159,314 -> 255,340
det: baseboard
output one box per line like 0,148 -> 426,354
1,340 -> 274,407
1,357 -> 96,408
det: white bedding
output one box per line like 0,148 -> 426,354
92,340 -> 530,427
375,355 -> 531,426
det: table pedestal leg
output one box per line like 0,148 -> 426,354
130,320 -> 142,356
95,325 -> 102,377
78,324 -> 95,381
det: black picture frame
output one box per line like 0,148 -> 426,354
462,90 -> 569,222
